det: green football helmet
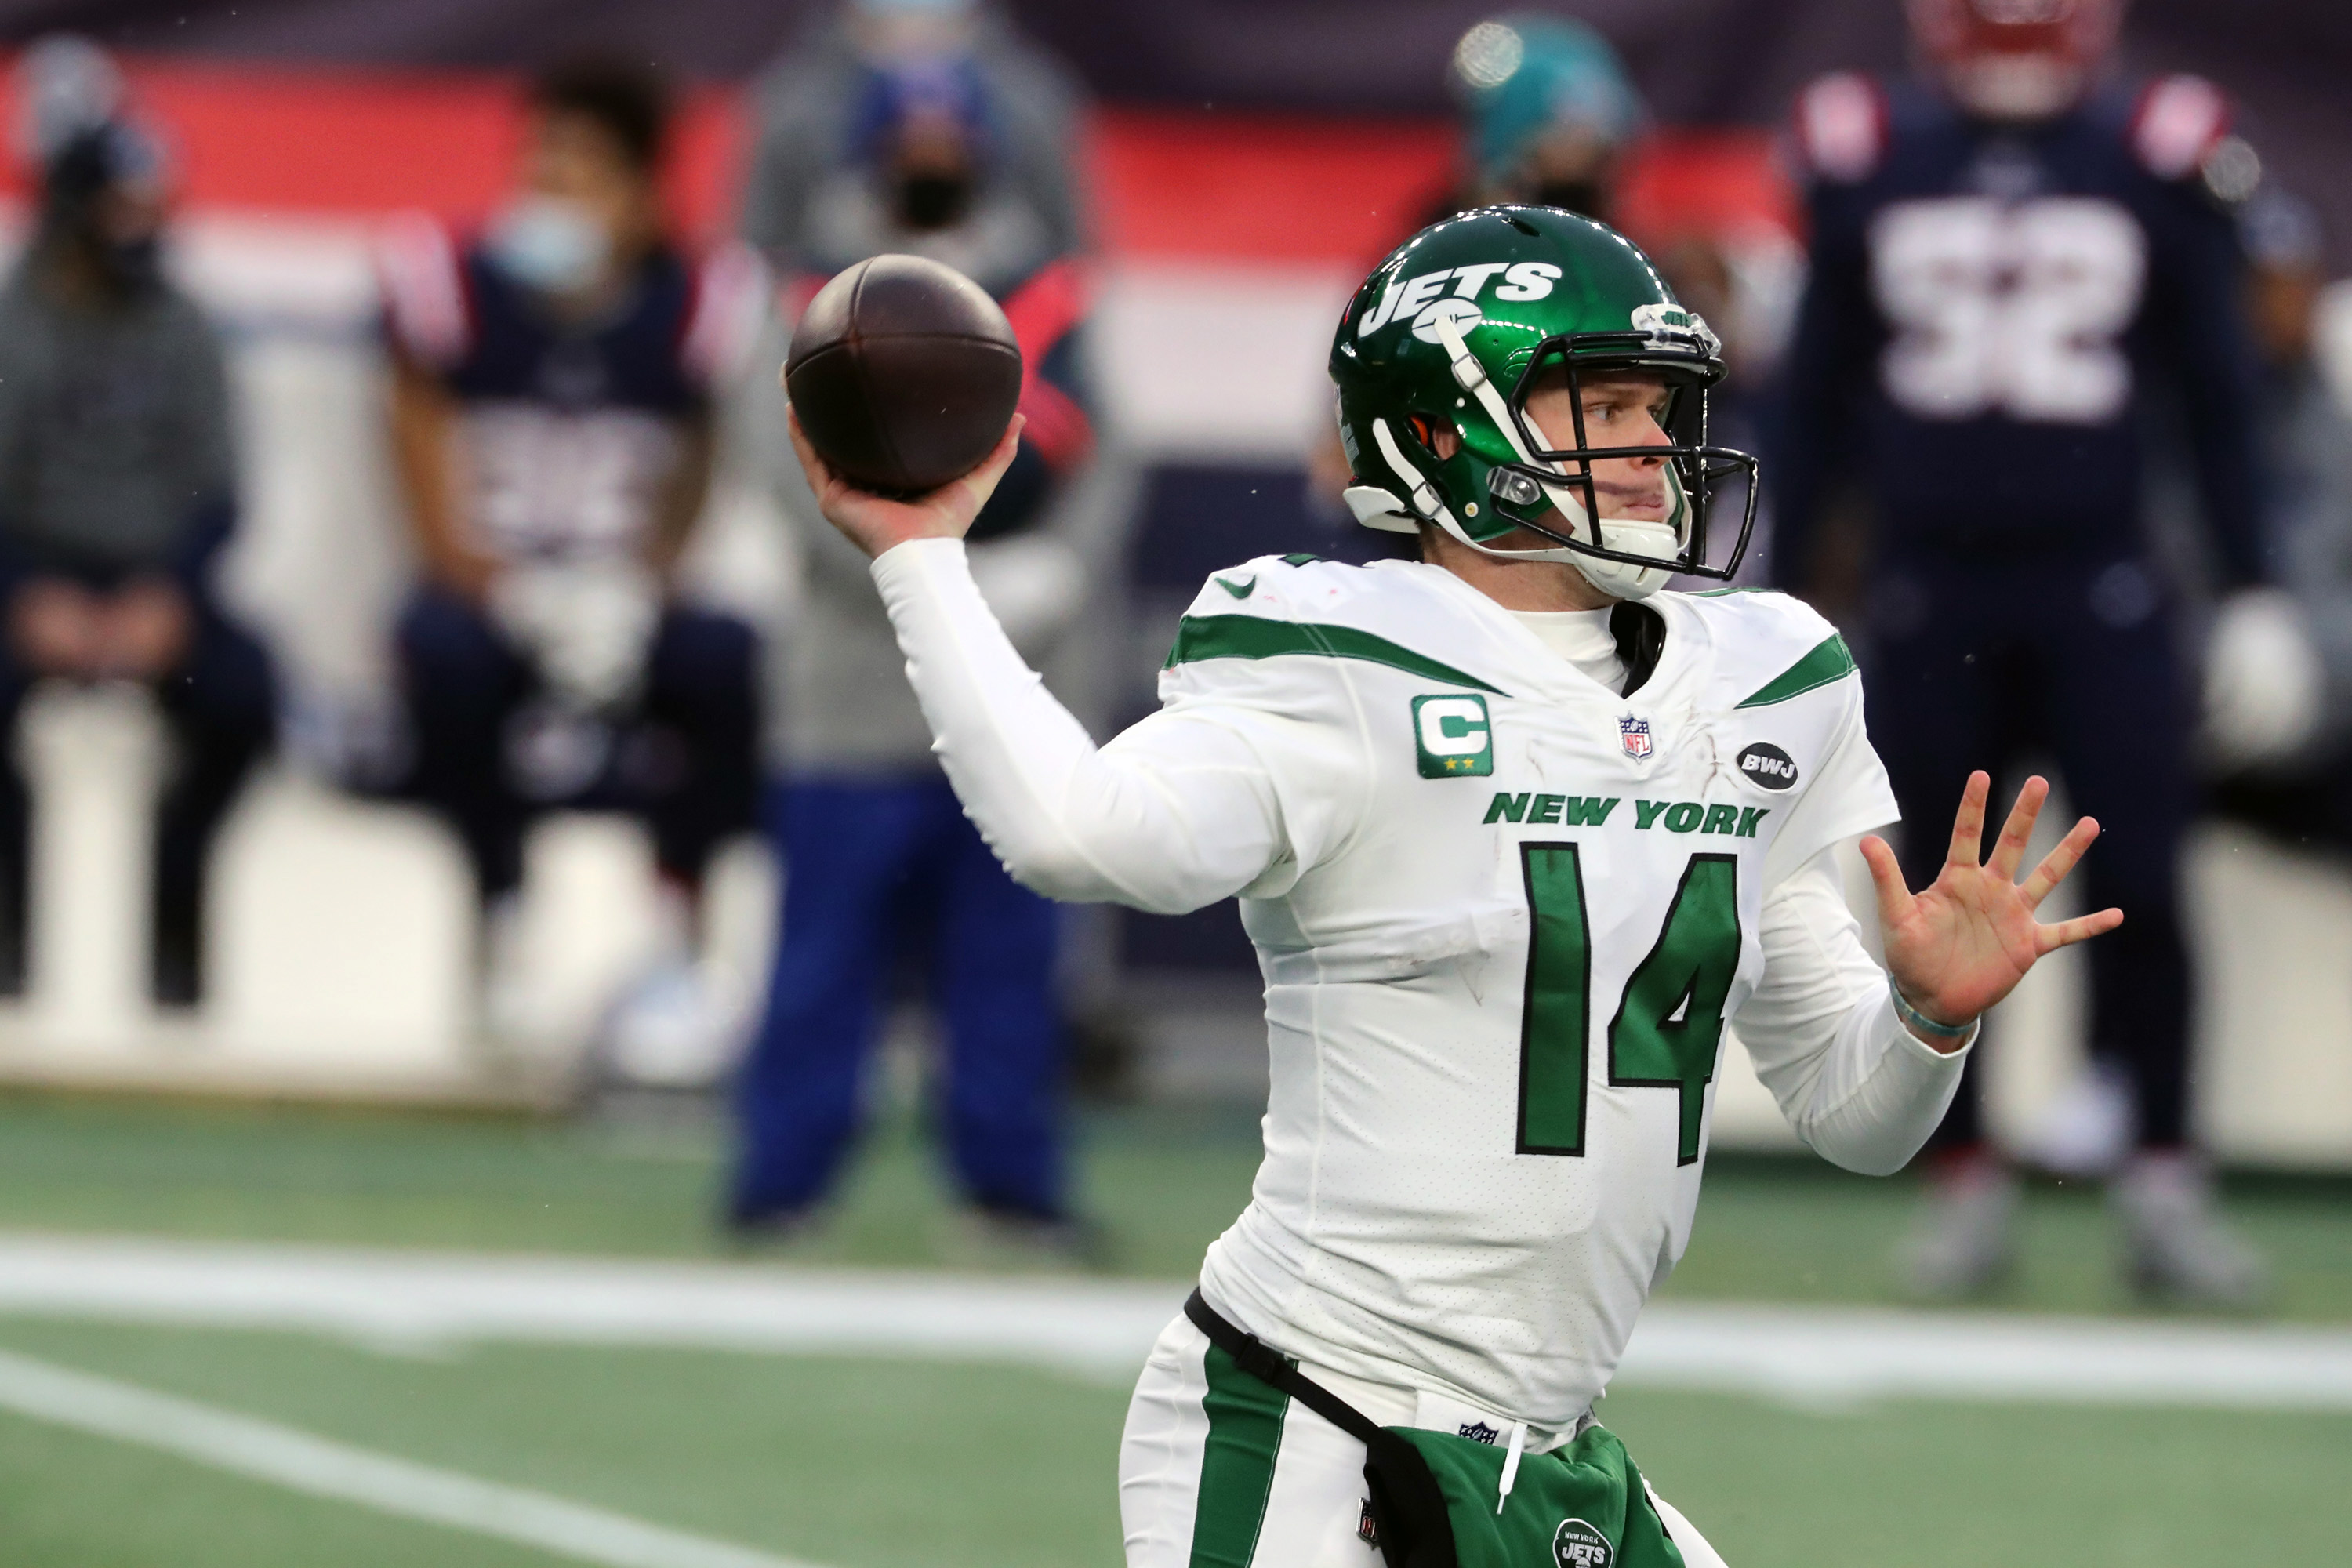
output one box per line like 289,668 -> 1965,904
1329,204 -> 1758,599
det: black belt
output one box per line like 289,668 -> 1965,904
1182,1289 -> 1459,1568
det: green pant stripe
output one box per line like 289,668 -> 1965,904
1188,1343 -> 1290,1568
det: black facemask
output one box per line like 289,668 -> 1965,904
98,232 -> 162,291
897,171 -> 972,231
1530,180 -> 1609,221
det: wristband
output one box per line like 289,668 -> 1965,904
1889,978 -> 1976,1041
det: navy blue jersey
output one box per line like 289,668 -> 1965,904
378,219 -> 764,564
1770,72 -> 2265,586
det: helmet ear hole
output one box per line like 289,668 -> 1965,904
1406,416 -> 1461,461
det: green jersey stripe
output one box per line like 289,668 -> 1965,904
1166,615 -> 1507,695
1189,1343 -> 1291,1568
1734,632 -> 1857,709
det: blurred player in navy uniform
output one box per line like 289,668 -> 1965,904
1771,0 -> 2269,1305
379,59 -> 765,1065
729,2 -> 1103,1247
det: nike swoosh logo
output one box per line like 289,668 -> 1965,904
1217,575 -> 1257,599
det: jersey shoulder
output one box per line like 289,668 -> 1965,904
1790,71 -> 1893,185
1671,586 -> 1859,716
2092,74 -> 2233,184
1160,554 -> 1505,702
1790,73 -> 1965,187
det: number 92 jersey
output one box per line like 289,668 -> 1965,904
1185,555 -> 1897,1430
1773,70 -> 2264,583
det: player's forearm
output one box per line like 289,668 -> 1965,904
387,365 -> 478,586
1778,992 -> 1972,1176
869,537 -> 1279,913
1737,855 -> 1973,1176
646,416 -> 715,582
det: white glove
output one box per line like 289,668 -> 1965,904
2204,588 -> 2325,769
490,559 -> 661,712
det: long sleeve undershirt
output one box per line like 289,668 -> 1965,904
872,537 -> 1969,1175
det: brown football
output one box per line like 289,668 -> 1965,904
783,254 -> 1023,495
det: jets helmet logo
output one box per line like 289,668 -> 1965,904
1358,260 -> 1563,336
1412,296 -> 1484,344
1552,1518 -> 1613,1568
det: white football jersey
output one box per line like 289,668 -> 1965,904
1150,555 -> 1900,1428
868,538 -> 1951,1436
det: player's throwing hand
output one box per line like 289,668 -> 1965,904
787,406 -> 1025,561
1860,771 -> 2122,1050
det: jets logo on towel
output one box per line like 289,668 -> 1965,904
1553,1518 -> 1613,1568
1618,715 -> 1653,760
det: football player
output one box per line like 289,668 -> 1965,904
1771,0 -> 2270,1305
789,206 -> 2119,1566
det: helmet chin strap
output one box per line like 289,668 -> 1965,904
1425,314 -> 1679,600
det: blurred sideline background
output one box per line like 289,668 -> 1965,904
0,5 -> 2344,1568
0,27 -> 2345,1159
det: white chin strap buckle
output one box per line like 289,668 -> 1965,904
1343,485 -> 1422,535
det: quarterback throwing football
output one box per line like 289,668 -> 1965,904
788,207 -> 2119,1568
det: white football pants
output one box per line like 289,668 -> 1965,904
1116,1312 -> 1729,1568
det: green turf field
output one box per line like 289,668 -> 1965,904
0,1092 -> 2345,1316
0,1093 -> 2343,1568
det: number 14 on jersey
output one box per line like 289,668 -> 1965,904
1517,844 -> 1741,1166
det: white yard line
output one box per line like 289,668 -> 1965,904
0,1345 -> 828,1568
2,1232 -> 2350,1411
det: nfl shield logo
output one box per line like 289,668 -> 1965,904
1618,715 -> 1653,759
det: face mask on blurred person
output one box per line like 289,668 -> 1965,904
487,194 -> 610,295
1530,179 -> 1607,220
896,169 -> 972,230
98,229 -> 159,288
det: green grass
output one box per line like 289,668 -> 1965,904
1,1092 -> 2347,1319
0,1091 -> 1264,1279
0,1094 -> 2347,1566
0,1403 -> 562,1568
0,1316 -> 2341,1568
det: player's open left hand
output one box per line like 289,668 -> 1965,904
787,406 -> 1024,561
1859,772 -> 2122,1051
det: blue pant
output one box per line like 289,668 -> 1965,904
0,596 -> 275,997
396,587 -> 758,900
731,776 -> 1066,1221
1865,547 -> 2192,1149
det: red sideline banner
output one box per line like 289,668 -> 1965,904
0,55 -> 1791,263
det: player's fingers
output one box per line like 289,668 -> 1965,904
784,405 -> 837,493
946,414 -> 1027,510
1986,774 -> 2047,882
1945,771 -> 1991,869
2036,906 -> 2125,953
2019,816 -> 2100,911
1858,833 -> 1915,925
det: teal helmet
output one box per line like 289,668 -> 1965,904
1451,16 -> 1645,188
1329,204 -> 1758,598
